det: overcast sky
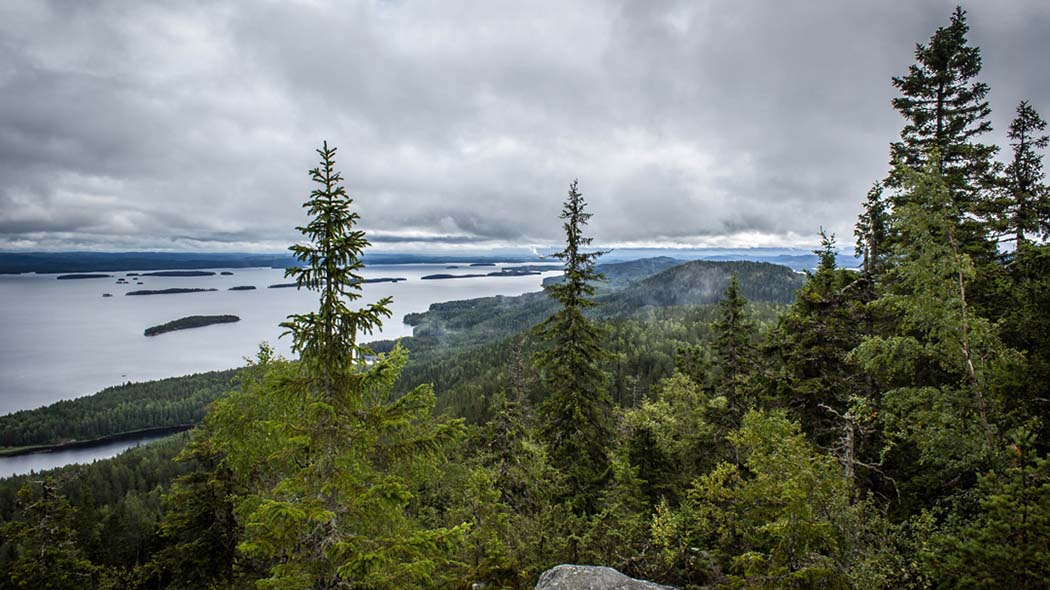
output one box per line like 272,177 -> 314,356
1,1 -> 1047,253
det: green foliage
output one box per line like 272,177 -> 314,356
535,180 -> 615,514
657,411 -> 894,589
0,370 -> 236,449
281,141 -> 392,386
855,183 -> 891,279
708,276 -> 760,422
1,480 -> 97,590
888,7 -> 996,213
852,161 -> 1020,485
206,347 -> 465,589
993,101 -> 1049,244
150,427 -> 246,589
199,143 -> 467,589
926,429 -> 1050,589
623,372 -> 724,501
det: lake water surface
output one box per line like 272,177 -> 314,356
0,263 -> 559,416
0,432 -> 176,479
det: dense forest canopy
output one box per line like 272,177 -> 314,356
1,7 -> 1049,590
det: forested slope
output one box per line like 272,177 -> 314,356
0,371 -> 237,449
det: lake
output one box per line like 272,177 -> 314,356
0,263 -> 560,416
0,431 -> 176,479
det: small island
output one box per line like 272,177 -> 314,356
270,278 -> 405,288
56,273 -> 112,280
141,270 -> 216,277
126,288 -> 218,296
420,269 -> 547,280
220,271 -> 234,275
228,285 -> 256,291
468,262 -> 497,267
144,315 -> 240,336
422,273 -> 486,280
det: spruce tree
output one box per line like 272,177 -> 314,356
711,275 -> 758,422
535,179 -> 613,514
205,143 -> 465,589
887,6 -> 997,255
852,159 -> 1019,500
3,480 -> 97,590
854,182 -> 890,280
995,101 -> 1049,245
889,7 -> 996,198
281,141 -> 392,392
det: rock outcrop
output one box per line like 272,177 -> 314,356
534,565 -> 674,590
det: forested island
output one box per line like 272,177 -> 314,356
421,266 -> 560,280
140,270 -> 215,277
143,315 -> 240,336
272,277 -> 406,288
125,288 -> 217,296
55,273 -> 112,280
1,9 -> 1049,590
228,285 -> 256,290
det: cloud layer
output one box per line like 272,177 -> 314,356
1,0 -> 1048,252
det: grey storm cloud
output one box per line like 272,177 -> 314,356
1,0 -> 1048,252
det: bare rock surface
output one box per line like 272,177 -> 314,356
534,565 -> 675,590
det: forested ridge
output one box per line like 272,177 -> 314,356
0,371 -> 236,449
2,8 -> 1049,590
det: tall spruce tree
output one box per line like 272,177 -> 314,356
281,141 -> 392,392
855,182 -> 890,280
711,275 -> 758,422
889,6 -> 996,197
204,143 -> 465,590
888,6 -> 997,254
852,159 -> 1020,503
535,179 -> 614,514
996,101 -> 1049,245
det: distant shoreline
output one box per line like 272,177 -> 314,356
0,424 -> 193,458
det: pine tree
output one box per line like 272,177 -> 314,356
535,179 -> 614,514
995,101 -> 1049,245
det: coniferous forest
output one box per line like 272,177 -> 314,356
1,8 -> 1049,590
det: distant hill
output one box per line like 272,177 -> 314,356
543,256 -> 684,291
605,260 -> 804,312
401,257 -> 803,348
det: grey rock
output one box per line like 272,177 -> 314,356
534,565 -> 675,590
